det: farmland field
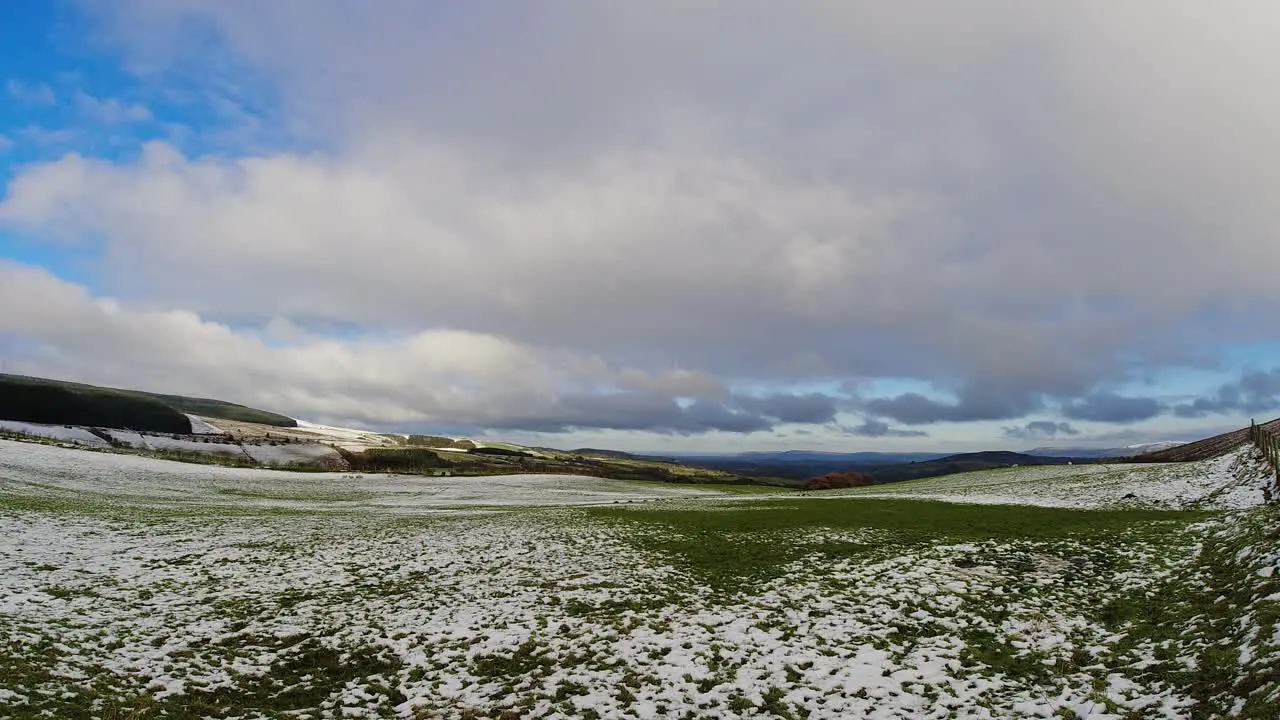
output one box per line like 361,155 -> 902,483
1,439 -> 1278,719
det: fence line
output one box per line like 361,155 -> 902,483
1248,419 -> 1280,485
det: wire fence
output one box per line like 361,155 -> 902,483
1249,419 -> 1280,484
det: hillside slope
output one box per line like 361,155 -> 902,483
1128,418 -> 1280,462
865,450 -> 1080,484
0,374 -> 296,430
837,444 -> 1276,509
0,375 -> 193,434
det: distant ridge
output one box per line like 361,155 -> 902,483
863,451 -> 1080,485
1025,441 -> 1185,459
674,449 -> 1080,484
569,448 -> 642,459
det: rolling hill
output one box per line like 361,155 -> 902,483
0,373 -> 297,432
673,449 -> 1078,483
1126,420 -> 1280,462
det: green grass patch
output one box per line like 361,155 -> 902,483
215,487 -> 376,503
591,498 -> 1205,592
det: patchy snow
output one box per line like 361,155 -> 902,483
291,419 -> 403,449
1125,440 -> 1186,452
839,445 -> 1275,510
0,435 -> 1276,717
0,420 -> 109,447
0,439 -> 722,511
4,500 -> 1272,718
100,430 -> 249,458
185,415 -> 223,435
241,442 -> 343,467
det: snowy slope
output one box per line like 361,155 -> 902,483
242,442 -> 343,467
0,420 -> 110,448
185,415 -> 224,434
0,438 -> 724,511
100,430 -> 249,458
290,419 -> 402,449
839,444 -> 1274,510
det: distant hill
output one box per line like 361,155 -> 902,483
677,448 -> 1086,484
0,374 -> 192,434
569,448 -> 645,460
676,450 -> 999,482
731,450 -> 950,464
864,451 -> 1082,485
147,393 -> 297,427
1025,442 -> 1185,459
0,374 -> 296,432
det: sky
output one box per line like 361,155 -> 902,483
2,1 -> 1280,453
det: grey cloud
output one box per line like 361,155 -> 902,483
1060,393 -> 1164,424
1174,368 -> 1280,418
495,391 -> 841,434
682,399 -> 775,434
614,368 -> 727,399
843,420 -> 928,438
487,393 -> 774,435
1003,421 -> 1079,440
731,393 -> 837,424
861,394 -> 956,425
859,383 -> 1044,425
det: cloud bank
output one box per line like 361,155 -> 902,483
3,2 -> 1280,446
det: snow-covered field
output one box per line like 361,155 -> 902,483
0,440 -> 1277,719
0,439 -> 725,511
291,419 -> 403,450
241,442 -> 344,467
102,429 -> 252,458
837,448 -> 1276,510
0,420 -> 109,447
185,415 -> 224,434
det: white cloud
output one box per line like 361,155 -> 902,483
6,79 -> 56,105
75,91 -> 153,124
0,139 -> 938,380
12,125 -> 79,149
0,261 -> 823,435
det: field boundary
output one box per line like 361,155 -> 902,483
1249,419 -> 1280,486
1130,417 -> 1280,463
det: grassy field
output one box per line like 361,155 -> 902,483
1,439 -> 1277,718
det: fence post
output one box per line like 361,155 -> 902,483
1269,430 -> 1278,475
1248,420 -> 1280,485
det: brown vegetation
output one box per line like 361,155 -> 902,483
801,472 -> 874,490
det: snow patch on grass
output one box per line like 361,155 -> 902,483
0,510 -> 1217,719
0,439 -> 724,511
1,436 -> 1276,718
185,415 -> 223,435
241,442 -> 342,467
0,420 -> 109,447
841,445 -> 1275,510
